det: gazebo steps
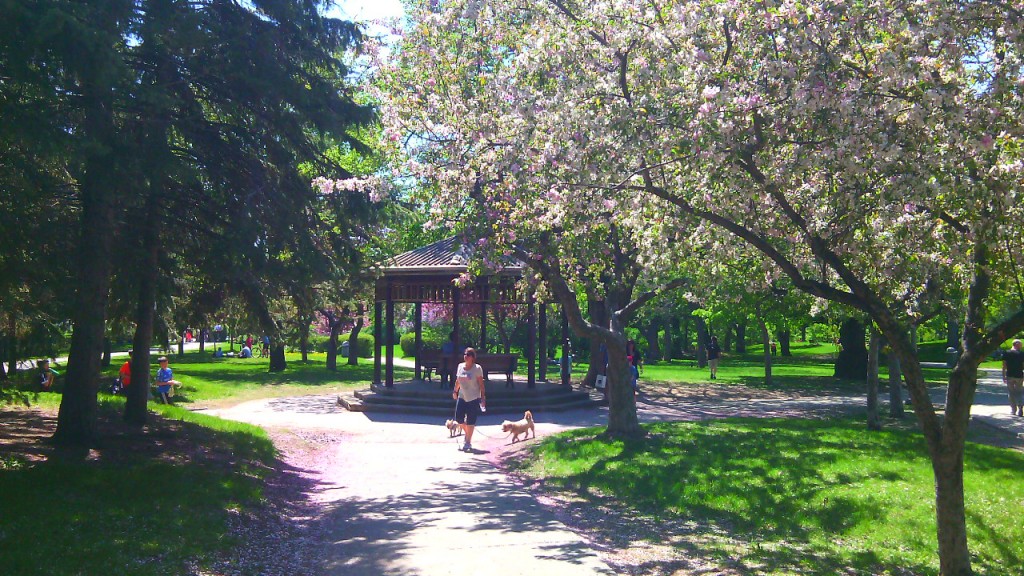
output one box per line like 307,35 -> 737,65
338,381 -> 601,416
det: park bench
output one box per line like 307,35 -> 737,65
477,353 -> 519,387
418,351 -> 519,387
418,350 -> 457,386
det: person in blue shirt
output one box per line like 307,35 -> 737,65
38,359 -> 55,391
155,357 -> 180,403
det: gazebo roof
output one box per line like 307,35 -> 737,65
382,236 -> 524,276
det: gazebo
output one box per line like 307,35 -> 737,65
372,237 -> 571,389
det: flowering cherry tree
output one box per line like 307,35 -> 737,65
343,1 -> 699,435
372,0 -> 1023,573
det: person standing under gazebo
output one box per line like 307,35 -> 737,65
452,347 -> 486,452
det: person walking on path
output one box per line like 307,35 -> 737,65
452,347 -> 486,452
1001,339 -> 1024,416
707,335 -> 722,380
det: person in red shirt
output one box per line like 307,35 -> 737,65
118,351 -> 132,394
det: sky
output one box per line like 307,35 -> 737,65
329,0 -> 405,22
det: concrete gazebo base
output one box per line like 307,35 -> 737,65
338,378 -> 600,417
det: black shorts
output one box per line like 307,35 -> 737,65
455,398 -> 482,426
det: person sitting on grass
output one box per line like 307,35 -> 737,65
38,359 -> 55,392
239,345 -> 252,358
155,356 -> 181,403
117,351 -> 132,394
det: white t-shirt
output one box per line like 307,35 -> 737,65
456,363 -> 484,402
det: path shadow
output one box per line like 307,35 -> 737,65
316,457 -> 610,575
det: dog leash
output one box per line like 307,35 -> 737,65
448,398 -> 513,440
472,427 -> 513,440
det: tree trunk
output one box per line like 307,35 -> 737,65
322,310 -> 340,371
347,311 -> 364,366
946,311 -> 959,349
604,330 -> 641,436
835,317 -> 868,379
178,330 -> 184,357
723,324 -> 733,353
662,314 -> 674,361
125,222 -> 160,426
157,316 -> 170,353
866,327 -> 882,431
758,317 -> 772,387
240,283 -> 285,372
778,329 -> 791,356
681,316 -> 690,353
199,328 -> 206,353
102,337 -> 112,367
582,297 -> 606,388
888,344 -> 904,418
492,306 -> 513,353
299,314 -> 311,363
54,53 -> 119,447
933,439 -> 972,576
695,316 -> 709,368
0,332 -> 6,381
644,319 -> 661,361
269,339 -> 286,371
735,320 -> 747,353
6,313 -> 16,378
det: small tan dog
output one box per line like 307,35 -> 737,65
501,410 -> 535,443
445,419 -> 463,438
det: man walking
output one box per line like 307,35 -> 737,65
1001,339 -> 1024,417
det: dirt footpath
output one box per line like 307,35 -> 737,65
209,397 -> 615,576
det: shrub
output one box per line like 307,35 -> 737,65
398,330 -> 448,356
351,332 -> 375,358
307,334 -> 330,354
399,333 -> 417,357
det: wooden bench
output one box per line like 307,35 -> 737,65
419,351 -> 519,388
417,350 -> 457,387
477,353 -> 519,387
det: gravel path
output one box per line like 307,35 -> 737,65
206,372 -> 1024,575
204,384 -> 866,576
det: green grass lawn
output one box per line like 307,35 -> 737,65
508,417 -> 1024,575
101,350 -> 413,407
4,349 -> 412,408
560,340 -> 952,392
0,398 -> 276,576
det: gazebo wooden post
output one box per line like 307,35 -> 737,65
451,285 -> 461,387
561,305 -> 571,387
538,303 -> 548,381
479,277 -> 488,352
373,301 -> 382,386
385,280 -> 395,388
414,302 -> 423,380
527,298 -> 536,388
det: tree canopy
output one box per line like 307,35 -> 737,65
370,1 -> 1023,573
